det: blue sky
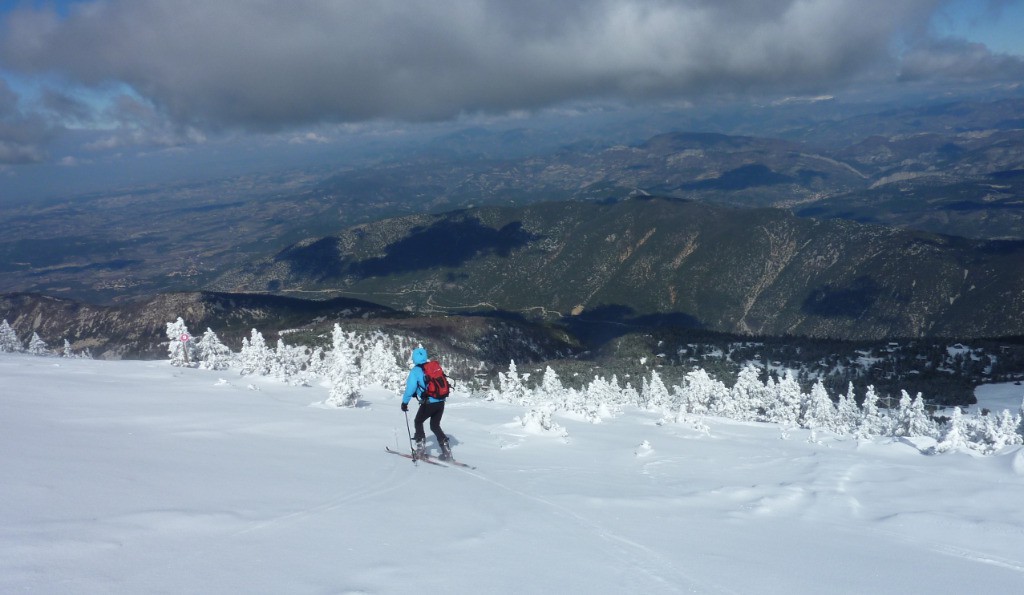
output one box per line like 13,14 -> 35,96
1,0 -> 1022,201
935,0 -> 1024,54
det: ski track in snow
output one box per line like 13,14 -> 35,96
128,456 -> 416,588
233,462 -> 411,537
451,464 -> 737,594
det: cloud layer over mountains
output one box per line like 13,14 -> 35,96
0,0 -> 1021,171
3,0 -> 1022,131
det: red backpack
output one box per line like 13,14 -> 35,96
420,360 -> 451,400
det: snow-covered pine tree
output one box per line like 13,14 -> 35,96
977,409 -> 1024,453
998,410 -> 1023,447
238,329 -> 274,376
801,380 -> 837,431
621,380 -> 641,410
905,393 -> 937,438
306,346 -> 327,378
359,335 -> 404,393
1019,397 -> 1024,439
769,371 -> 803,426
498,360 -> 529,405
934,407 -> 969,453
539,366 -> 565,402
891,390 -> 934,437
760,374 -> 778,421
678,368 -> 724,416
857,385 -> 885,439
273,338 -> 311,384
0,319 -> 24,353
325,323 -> 360,407
720,364 -> 763,421
890,390 -> 913,436
581,375 -> 613,407
835,383 -> 861,435
537,366 -> 578,413
563,374 -> 611,422
641,369 -> 673,414
165,318 -> 196,367
195,328 -> 233,371
27,332 -> 50,356
61,339 -> 74,358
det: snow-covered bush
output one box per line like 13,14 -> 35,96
516,405 -> 568,438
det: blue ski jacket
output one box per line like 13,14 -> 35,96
402,348 -> 444,404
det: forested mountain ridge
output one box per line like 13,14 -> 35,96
214,196 -> 1024,341
0,291 -> 577,363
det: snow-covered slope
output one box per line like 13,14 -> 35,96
3,354 -> 1024,594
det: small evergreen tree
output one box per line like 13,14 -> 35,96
195,328 -> 233,371
360,335 -> 404,393
768,371 -> 802,426
306,346 -> 327,378
498,360 -> 529,405
642,369 -> 672,413
857,385 -> 884,439
539,366 -> 565,402
0,319 -> 23,353
801,380 -> 836,430
679,368 -> 725,416
272,338 -> 309,382
620,381 -> 641,410
835,383 -> 861,435
27,332 -> 50,356
722,364 -> 765,421
905,393 -> 937,438
325,323 -> 360,407
934,407 -> 969,453
165,318 -> 196,367
238,329 -> 274,376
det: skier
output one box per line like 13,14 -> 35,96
401,347 -> 452,460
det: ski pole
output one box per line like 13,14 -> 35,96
404,409 -> 416,456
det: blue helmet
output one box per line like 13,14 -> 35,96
412,347 -> 428,365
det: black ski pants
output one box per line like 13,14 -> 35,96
413,400 -> 447,446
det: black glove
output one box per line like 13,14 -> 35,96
401,402 -> 408,412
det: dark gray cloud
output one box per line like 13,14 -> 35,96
0,78 -> 49,164
2,0 -> 976,134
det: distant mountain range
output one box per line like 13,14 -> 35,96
3,96 -> 1021,306
314,99 -> 1024,240
214,196 -> 1024,341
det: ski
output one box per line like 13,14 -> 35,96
385,446 -> 475,469
424,454 -> 475,469
441,457 -> 476,470
386,446 -> 447,466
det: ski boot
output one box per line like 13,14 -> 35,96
413,438 -> 427,460
439,438 -> 453,461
